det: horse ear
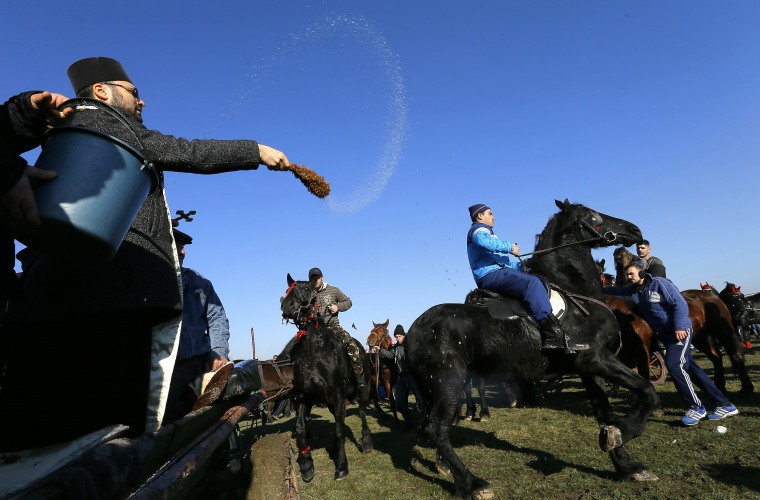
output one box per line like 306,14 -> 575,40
600,258 -> 605,268
383,319 -> 389,327
287,273 -> 294,286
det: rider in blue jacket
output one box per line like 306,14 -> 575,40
467,203 -> 588,352
604,262 -> 739,426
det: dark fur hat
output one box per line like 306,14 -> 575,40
67,57 -> 132,93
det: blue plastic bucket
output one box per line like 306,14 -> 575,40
19,124 -> 157,261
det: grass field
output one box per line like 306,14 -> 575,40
260,350 -> 760,499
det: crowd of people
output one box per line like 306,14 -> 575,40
0,56 -> 752,466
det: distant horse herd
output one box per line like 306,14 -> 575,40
275,200 -> 758,499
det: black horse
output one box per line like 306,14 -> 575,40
405,199 -> 659,499
719,283 -> 759,347
279,274 -> 373,482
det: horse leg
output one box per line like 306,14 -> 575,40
426,373 -> 492,499
463,378 -> 476,421
370,374 -> 387,417
578,352 -> 659,480
721,331 -> 755,395
693,335 -> 727,394
728,352 -> 755,394
332,397 -> 349,480
478,377 -> 490,421
358,380 -> 374,453
386,369 -> 399,423
295,401 -> 315,483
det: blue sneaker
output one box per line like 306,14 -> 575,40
708,404 -> 739,420
681,406 -> 707,426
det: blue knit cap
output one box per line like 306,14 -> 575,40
468,204 -> 490,219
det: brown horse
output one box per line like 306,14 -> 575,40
366,320 -> 399,422
596,259 -> 655,380
609,252 -> 753,394
613,247 -> 643,285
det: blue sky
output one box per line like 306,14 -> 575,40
4,1 -> 760,359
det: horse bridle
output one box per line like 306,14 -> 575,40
519,209 -> 618,260
282,281 -> 320,336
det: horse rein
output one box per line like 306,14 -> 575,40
518,211 -> 618,260
367,328 -> 388,396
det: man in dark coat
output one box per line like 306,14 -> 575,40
0,57 -> 296,450
371,325 -> 423,428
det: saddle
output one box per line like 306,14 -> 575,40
465,277 -> 568,322
191,358 -> 296,411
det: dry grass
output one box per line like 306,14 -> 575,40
290,164 -> 330,198
261,351 -> 760,499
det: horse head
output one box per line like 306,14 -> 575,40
530,200 -> 641,292
613,246 -> 636,268
595,259 -> 616,286
281,273 -> 319,328
367,319 -> 391,349
539,199 -> 642,250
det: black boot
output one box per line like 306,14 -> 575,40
539,314 -> 590,353
539,314 -> 566,350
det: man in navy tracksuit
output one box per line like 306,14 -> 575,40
466,203 -> 588,352
605,262 -> 738,426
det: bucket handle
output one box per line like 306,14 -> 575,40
59,97 -> 148,156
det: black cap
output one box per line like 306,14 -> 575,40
468,203 -> 490,219
173,228 -> 193,245
308,267 -> 323,280
67,57 -> 132,94
393,325 -> 405,337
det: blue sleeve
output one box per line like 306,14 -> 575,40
205,283 -> 231,359
472,228 -> 513,254
656,279 -> 691,331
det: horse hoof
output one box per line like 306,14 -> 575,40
334,469 -> 349,481
599,425 -> 623,451
464,415 -> 473,421
650,408 -> 664,418
301,470 -> 314,483
480,414 -> 490,422
632,469 -> 659,482
435,460 -> 451,476
473,485 -> 495,500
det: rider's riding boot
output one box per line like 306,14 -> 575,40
539,314 -> 566,350
539,313 -> 590,353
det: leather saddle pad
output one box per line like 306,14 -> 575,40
465,283 -> 568,322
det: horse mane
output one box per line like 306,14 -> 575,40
533,208 -> 568,250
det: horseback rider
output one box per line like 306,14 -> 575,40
466,203 -> 589,352
309,267 -> 365,388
